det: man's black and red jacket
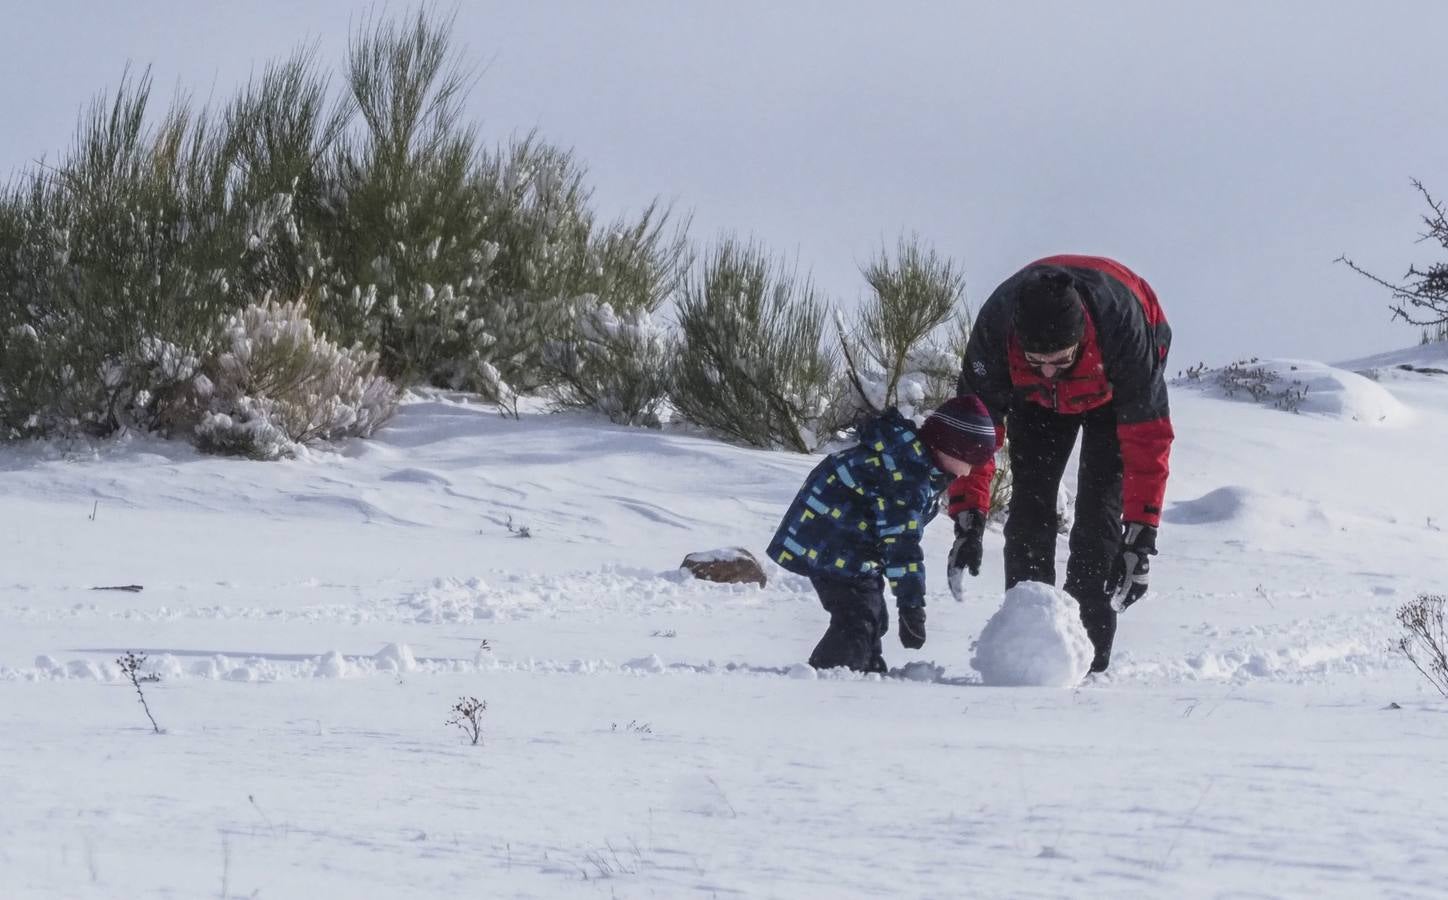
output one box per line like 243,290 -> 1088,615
948,254 -> 1174,528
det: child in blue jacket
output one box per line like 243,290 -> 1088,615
767,396 -> 997,672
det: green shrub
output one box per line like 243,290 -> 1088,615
0,69 -> 292,437
672,238 -> 839,451
544,202 -> 689,426
843,235 -> 969,418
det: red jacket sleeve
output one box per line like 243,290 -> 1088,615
1117,417 -> 1173,527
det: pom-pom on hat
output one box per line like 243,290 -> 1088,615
920,395 -> 996,466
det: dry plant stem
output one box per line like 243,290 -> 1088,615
1397,594 -> 1448,698
118,652 -> 162,734
446,696 -> 486,745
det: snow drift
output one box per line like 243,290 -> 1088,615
1177,358 -> 1411,425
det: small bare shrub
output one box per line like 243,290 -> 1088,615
611,720 -> 652,734
1215,359 -> 1308,412
1396,593 -> 1448,698
1177,359 -> 1308,413
446,695 -> 486,745
116,651 -> 163,734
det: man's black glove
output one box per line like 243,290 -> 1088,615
898,606 -> 926,649
1106,522 -> 1158,611
947,509 -> 987,602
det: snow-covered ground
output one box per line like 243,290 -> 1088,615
3,350 -> 1448,899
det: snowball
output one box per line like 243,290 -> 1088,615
151,654 -> 184,681
373,643 -> 417,673
65,660 -> 102,680
191,656 -> 227,679
315,650 -> 350,678
622,654 -> 665,674
970,582 -> 1094,687
787,662 -> 818,680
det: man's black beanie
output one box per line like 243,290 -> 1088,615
1013,268 -> 1086,353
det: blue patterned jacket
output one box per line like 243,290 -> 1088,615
766,409 -> 949,608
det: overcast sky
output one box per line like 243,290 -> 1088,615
4,1 -> 1446,366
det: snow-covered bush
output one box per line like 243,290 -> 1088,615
841,236 -> 970,419
1,8 -> 690,437
313,10 -> 508,393
0,61 -> 336,439
671,238 -> 840,452
451,137 -> 599,406
546,298 -> 674,426
1178,359 -> 1309,413
1217,360 -> 1308,412
310,14 -> 621,410
545,203 -> 689,425
194,298 -> 398,459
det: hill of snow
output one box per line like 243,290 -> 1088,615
3,356 -> 1447,898
1174,358 -> 1413,425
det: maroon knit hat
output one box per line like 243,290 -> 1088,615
919,396 -> 996,466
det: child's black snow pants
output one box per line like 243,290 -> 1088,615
808,574 -> 889,673
1003,399 -> 1124,672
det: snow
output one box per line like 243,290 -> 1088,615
970,582 -> 1095,686
680,547 -> 755,565
1335,339 -> 1448,372
2,363 -> 1448,897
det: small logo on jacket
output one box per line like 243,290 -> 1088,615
972,361 -> 987,377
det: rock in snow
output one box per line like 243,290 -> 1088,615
680,547 -> 767,587
971,582 -> 1095,687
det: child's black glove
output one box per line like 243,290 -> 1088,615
898,606 -> 926,649
947,509 -> 987,602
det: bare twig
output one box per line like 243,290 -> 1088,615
1340,179 -> 1448,328
1158,777 -> 1217,871
116,652 -> 163,734
1396,594 -> 1448,698
835,308 -> 882,414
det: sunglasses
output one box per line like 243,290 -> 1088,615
1023,345 -> 1079,372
